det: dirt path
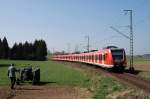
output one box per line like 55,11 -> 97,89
0,87 -> 12,99
0,85 -> 92,99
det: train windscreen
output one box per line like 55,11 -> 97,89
111,50 -> 124,60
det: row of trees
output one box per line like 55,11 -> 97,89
0,37 -> 47,60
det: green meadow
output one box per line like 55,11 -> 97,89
0,59 -> 149,98
127,56 -> 150,65
0,60 -> 89,86
0,60 -> 128,99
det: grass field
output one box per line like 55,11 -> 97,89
127,57 -> 150,80
0,60 -> 89,86
0,59 -> 149,99
0,60 -> 129,99
127,56 -> 150,65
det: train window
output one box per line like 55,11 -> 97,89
96,55 -> 99,60
95,55 -> 97,60
92,55 -> 94,60
99,54 -> 101,60
89,55 -> 91,60
87,55 -> 89,60
103,55 -> 105,60
88,55 -> 90,59
84,56 -> 85,60
111,50 -> 123,60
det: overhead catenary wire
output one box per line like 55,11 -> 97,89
134,15 -> 150,26
133,0 -> 149,11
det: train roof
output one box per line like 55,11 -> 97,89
53,46 -> 124,56
103,46 -> 118,49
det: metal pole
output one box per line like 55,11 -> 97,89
85,35 -> 90,52
87,36 -> 90,52
124,10 -> 134,71
130,10 -> 134,71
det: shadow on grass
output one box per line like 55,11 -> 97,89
26,81 -> 57,86
124,69 -> 144,75
35,81 -> 57,85
15,81 -> 57,91
16,87 -> 42,90
0,64 -> 10,67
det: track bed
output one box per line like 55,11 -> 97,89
60,61 -> 150,93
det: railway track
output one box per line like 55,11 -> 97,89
59,61 -> 150,93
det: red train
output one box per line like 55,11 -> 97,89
52,46 -> 127,71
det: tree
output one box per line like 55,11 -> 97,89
1,37 -> 9,59
23,41 -> 30,60
9,43 -> 18,59
0,38 -> 47,60
0,38 -> 2,58
40,40 -> 47,60
33,40 -> 47,60
17,43 -> 23,59
34,40 -> 42,60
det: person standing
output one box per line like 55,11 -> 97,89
8,64 -> 17,89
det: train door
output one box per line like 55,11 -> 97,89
95,54 -> 97,63
103,53 -> 107,64
95,54 -> 99,64
83,55 -> 85,62
91,54 -> 93,63
102,53 -> 104,64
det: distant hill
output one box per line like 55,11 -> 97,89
143,54 -> 150,57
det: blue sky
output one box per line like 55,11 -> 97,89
0,0 -> 150,55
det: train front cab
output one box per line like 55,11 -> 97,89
110,48 -> 127,72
